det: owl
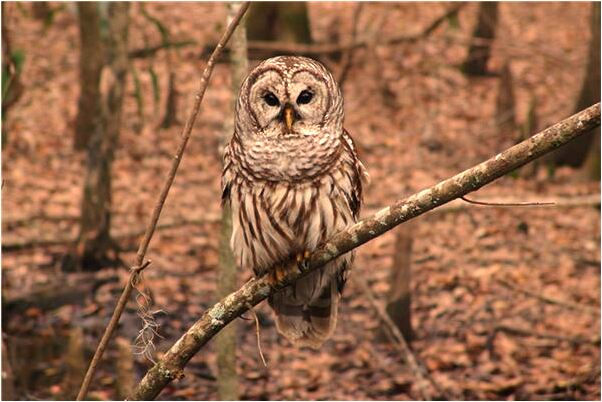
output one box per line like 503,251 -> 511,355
222,56 -> 369,348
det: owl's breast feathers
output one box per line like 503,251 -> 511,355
222,129 -> 368,276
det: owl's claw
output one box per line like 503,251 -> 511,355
267,250 -> 311,288
296,250 -> 311,273
267,264 -> 291,288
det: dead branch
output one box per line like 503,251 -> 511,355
460,195 -> 555,207
130,103 -> 600,400
2,215 -> 220,252
494,324 -> 600,346
355,278 -> 442,400
496,278 -> 601,315
5,214 -> 79,228
75,3 -> 250,400
128,40 -> 196,59
421,2 -> 466,37
410,193 -> 600,216
201,2 -> 466,59
3,271 -> 119,316
248,305 -> 267,368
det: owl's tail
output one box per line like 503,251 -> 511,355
268,271 -> 339,349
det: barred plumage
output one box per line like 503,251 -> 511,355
222,56 -> 368,348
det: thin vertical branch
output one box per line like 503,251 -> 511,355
75,3 -> 250,400
356,278 -> 442,400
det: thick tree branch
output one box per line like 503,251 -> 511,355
131,103 -> 600,400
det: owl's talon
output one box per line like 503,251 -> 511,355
295,250 -> 311,273
267,265 -> 289,288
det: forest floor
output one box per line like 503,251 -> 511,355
2,2 -> 600,400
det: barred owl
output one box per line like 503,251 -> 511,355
222,56 -> 369,348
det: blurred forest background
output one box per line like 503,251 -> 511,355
1,1 -> 600,400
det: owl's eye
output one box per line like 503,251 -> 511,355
296,90 -> 313,105
263,92 -> 280,107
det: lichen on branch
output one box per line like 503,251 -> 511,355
130,103 -> 600,400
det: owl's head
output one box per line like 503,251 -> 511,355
235,56 -> 343,139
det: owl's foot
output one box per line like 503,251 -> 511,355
267,265 -> 291,288
295,250 -> 311,273
267,250 -> 311,288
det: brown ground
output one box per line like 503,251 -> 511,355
2,2 -> 600,400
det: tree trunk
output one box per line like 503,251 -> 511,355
64,327 -> 86,399
1,340 -> 16,400
115,337 -> 136,399
72,2 -> 130,270
74,2 -> 104,151
160,70 -> 178,128
495,62 -> 517,139
385,224 -> 414,343
549,2 -> 600,171
581,128 -> 600,180
246,2 -> 312,58
139,4 -> 180,129
216,3 -> 248,400
520,95 -> 540,178
462,2 -> 499,76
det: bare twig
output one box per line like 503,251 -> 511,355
383,193 -> 600,217
355,278 -> 442,400
421,2 -> 466,37
128,39 -> 196,59
496,278 -> 601,315
460,195 -> 555,207
248,306 -> 268,368
494,324 -> 600,346
201,2 -> 467,58
2,215 -> 220,252
130,104 -> 600,400
3,271 -> 119,316
75,3 -> 250,400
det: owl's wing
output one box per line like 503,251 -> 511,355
342,129 -> 370,219
221,143 -> 234,206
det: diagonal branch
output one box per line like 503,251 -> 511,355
355,278 -> 443,400
131,103 -> 600,400
75,3 -> 250,400
496,278 -> 601,315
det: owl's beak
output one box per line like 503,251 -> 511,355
283,104 -> 295,133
